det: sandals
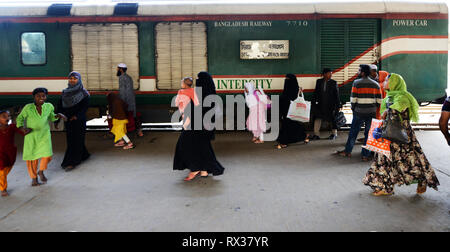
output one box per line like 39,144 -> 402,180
114,140 -> 125,147
276,144 -> 287,149
335,150 -> 351,157
417,184 -> 427,194
184,171 -> 200,181
254,140 -> 264,144
123,143 -> 135,150
372,190 -> 393,196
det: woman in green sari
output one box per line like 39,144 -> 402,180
363,73 -> 440,196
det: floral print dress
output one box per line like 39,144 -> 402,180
363,108 -> 440,194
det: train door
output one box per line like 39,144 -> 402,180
320,19 -> 380,86
155,22 -> 207,90
70,23 -> 139,90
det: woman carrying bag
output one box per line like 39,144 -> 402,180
362,73 -> 440,196
276,74 -> 310,149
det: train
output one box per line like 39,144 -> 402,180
0,0 -> 448,122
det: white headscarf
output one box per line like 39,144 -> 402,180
245,82 -> 257,107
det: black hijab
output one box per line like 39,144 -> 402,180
195,71 -> 217,139
62,71 -> 90,108
280,74 -> 300,118
282,74 -> 299,101
196,71 -> 216,99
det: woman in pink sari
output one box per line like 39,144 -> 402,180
245,82 -> 270,143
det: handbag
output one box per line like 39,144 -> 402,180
381,102 -> 409,144
334,111 -> 346,128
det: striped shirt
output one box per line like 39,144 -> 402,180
350,77 -> 382,117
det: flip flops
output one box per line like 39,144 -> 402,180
184,172 -> 201,181
114,140 -> 125,147
123,143 -> 135,150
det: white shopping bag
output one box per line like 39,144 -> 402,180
287,93 -> 311,123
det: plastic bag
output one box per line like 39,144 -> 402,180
362,119 -> 391,160
334,111 -> 347,128
287,93 -> 310,123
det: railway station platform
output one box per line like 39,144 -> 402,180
0,130 -> 449,232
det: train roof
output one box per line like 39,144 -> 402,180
0,0 -> 447,17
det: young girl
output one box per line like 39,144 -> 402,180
107,93 -> 135,150
16,88 -> 66,186
245,82 -> 271,143
0,110 -> 30,196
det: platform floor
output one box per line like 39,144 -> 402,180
0,130 -> 449,232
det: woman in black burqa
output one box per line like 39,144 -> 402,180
276,74 -> 309,149
56,71 -> 90,171
173,71 -> 225,181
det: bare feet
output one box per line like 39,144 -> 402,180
38,170 -> 47,183
1,190 -> 8,197
184,171 -> 200,181
31,179 -> 41,187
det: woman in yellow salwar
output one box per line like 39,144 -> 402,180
107,93 -> 135,149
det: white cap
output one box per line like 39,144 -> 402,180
369,64 -> 378,71
118,63 -> 127,68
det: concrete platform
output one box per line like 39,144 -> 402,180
0,130 -> 449,232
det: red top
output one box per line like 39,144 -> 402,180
376,70 -> 389,119
0,124 -> 23,169
175,88 -> 199,112
378,70 -> 389,98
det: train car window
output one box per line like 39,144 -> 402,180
70,23 -> 139,90
155,22 -> 207,90
21,32 -> 46,65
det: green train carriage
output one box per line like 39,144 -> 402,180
0,1 -> 447,122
